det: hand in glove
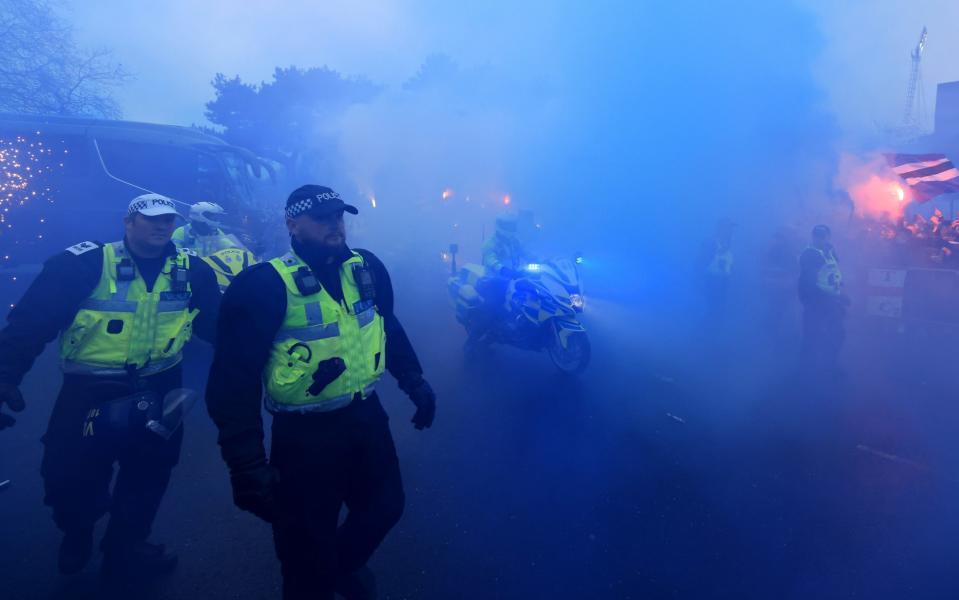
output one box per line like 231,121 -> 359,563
0,383 -> 24,430
399,374 -> 436,430
230,460 -> 281,523
307,357 -> 346,396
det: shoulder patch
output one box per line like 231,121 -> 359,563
65,241 -> 100,256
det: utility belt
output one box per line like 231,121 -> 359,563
81,386 -> 198,441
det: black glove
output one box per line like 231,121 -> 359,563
307,357 -> 346,396
0,384 -> 24,430
230,460 -> 280,523
399,374 -> 436,430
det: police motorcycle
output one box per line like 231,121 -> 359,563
448,246 -> 590,374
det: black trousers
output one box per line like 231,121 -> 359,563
40,369 -> 183,553
800,305 -> 846,374
270,393 -> 405,600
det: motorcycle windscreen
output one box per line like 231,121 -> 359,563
145,388 -> 199,440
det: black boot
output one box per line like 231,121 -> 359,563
335,566 -> 377,600
58,527 -> 93,574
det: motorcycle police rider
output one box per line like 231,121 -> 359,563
173,202 -> 257,291
206,184 -> 437,599
0,194 -> 221,580
172,201 -> 238,256
472,213 -> 534,341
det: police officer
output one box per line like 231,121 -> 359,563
481,212 -> 533,279
172,201 -> 237,256
699,218 -> 735,324
173,202 -> 257,291
799,224 -> 848,375
0,193 -> 221,579
471,213 -> 534,344
206,185 -> 436,600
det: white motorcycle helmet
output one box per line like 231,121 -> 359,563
189,202 -> 226,228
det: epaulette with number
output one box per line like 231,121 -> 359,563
65,241 -> 101,256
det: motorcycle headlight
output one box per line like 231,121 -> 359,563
526,263 -> 542,272
570,294 -> 585,311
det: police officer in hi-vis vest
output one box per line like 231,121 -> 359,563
0,194 -> 221,581
206,184 -> 436,600
798,224 -> 849,375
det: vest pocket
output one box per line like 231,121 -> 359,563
61,311 -> 103,360
270,342 -> 313,389
157,309 -> 198,358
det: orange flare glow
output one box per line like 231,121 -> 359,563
837,153 -> 909,220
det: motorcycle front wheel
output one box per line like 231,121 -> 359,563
548,329 -> 591,374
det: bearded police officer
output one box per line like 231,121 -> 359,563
0,194 -> 221,581
206,184 -> 436,600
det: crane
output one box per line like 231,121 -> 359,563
902,26 -> 928,132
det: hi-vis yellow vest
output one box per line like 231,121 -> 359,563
203,248 -> 258,291
811,246 -> 842,295
707,243 -> 733,277
172,224 -> 235,257
59,241 -> 198,376
263,251 -> 386,413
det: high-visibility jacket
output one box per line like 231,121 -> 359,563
707,242 -> 734,277
810,246 -> 842,295
172,224 -> 236,257
263,250 -> 386,413
202,248 -> 258,291
59,241 -> 198,376
482,232 -> 529,274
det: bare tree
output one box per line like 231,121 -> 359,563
0,0 -> 131,118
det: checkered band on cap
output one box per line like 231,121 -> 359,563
285,191 -> 342,218
128,194 -> 177,215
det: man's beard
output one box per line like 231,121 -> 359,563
292,235 -> 349,265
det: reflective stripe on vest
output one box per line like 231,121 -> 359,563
58,241 -> 197,374
202,248 -> 258,291
61,353 -> 182,377
263,250 -> 386,413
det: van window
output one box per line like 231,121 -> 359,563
95,139 -> 233,209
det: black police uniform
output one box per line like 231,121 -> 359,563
798,245 -> 845,373
0,240 -> 220,563
206,238 -> 426,599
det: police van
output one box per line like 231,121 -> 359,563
0,114 -> 282,304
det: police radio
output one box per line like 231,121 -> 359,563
170,262 -> 190,294
352,263 -> 376,303
116,258 -> 135,282
294,267 -> 321,296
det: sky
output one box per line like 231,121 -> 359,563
51,0 -> 959,297
63,0 -> 959,137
